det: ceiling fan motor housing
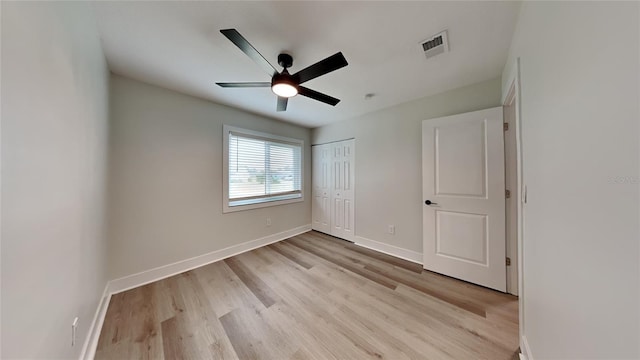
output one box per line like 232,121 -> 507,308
272,71 -> 296,87
277,53 -> 293,69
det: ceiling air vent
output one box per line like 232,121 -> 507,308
419,30 -> 449,60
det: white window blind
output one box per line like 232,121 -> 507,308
226,128 -> 302,209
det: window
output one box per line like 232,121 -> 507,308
223,125 -> 303,212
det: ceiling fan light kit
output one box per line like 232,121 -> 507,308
271,82 -> 298,98
216,29 -> 348,112
271,70 -> 298,98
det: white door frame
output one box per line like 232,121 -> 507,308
502,58 -> 526,356
504,92 -> 518,296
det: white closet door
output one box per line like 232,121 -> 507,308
312,144 -> 331,234
331,140 -> 355,241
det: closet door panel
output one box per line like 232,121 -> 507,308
314,140 -> 355,241
312,144 -> 331,234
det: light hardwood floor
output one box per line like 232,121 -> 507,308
96,231 -> 519,359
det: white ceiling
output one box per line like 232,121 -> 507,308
93,1 -> 520,128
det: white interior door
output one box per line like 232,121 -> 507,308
422,107 -> 506,292
330,139 -> 355,241
312,144 -> 331,234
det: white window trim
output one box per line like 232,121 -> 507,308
223,124 -> 304,213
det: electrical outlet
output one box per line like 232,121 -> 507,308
71,317 -> 79,347
266,218 -> 272,226
388,225 -> 395,235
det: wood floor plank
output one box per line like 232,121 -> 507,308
290,262 -> 464,359
160,317 -> 184,360
98,291 -> 126,346
364,263 -> 487,317
331,281 -> 504,359
309,236 -> 498,318
264,278 -> 389,359
174,271 -> 239,359
219,303 -> 299,360
239,249 -> 394,359
219,310 -> 260,360
247,247 -> 336,301
96,230 -> 519,360
290,348 -> 320,360
128,284 -> 163,360
191,261 -> 261,319
95,292 -> 132,359
306,231 -> 423,273
287,236 -> 398,290
295,235 -> 369,266
152,274 -> 187,323
418,269 -> 520,322
395,284 -> 518,352
224,257 -> 279,308
294,237 -> 514,359
256,246 -> 493,360
267,242 -> 313,269
333,304 -> 430,359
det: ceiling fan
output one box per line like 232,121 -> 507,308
216,29 -> 348,112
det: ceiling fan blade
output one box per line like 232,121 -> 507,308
277,96 -> 288,112
220,29 -> 278,76
292,52 -> 348,84
298,86 -> 340,106
216,82 -> 271,88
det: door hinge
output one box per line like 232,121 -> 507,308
503,122 -> 509,131
506,257 -> 511,266
505,189 -> 511,198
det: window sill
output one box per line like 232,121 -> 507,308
223,194 -> 303,213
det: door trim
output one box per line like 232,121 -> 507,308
504,93 -> 518,296
503,57 -> 525,353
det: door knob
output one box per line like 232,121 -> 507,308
425,200 -> 437,205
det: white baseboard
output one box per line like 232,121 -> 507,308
521,334 -> 533,360
354,235 -> 422,264
80,224 -> 311,359
79,284 -> 111,360
108,224 -> 312,295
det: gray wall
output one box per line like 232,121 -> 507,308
503,2 -> 639,358
312,78 -> 502,254
1,2 -> 110,358
107,76 -> 312,279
